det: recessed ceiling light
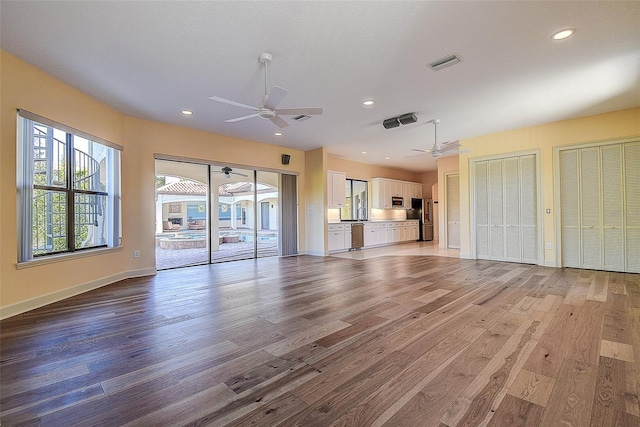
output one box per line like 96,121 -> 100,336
362,99 -> 375,106
274,132 -> 282,136
385,156 -> 390,160
181,110 -> 193,115
551,28 -> 575,40
361,151 -> 367,155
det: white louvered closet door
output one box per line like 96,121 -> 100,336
475,154 -> 537,264
520,155 -> 538,264
625,142 -> 640,273
446,174 -> 461,249
602,145 -> 624,272
475,162 -> 490,259
580,148 -> 602,270
504,157 -> 521,262
489,160 -> 504,260
560,150 -> 580,268
559,141 -> 640,273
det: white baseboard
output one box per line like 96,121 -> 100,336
459,252 -> 472,259
301,250 -> 325,257
544,260 -> 558,268
0,268 -> 156,320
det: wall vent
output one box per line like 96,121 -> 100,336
428,54 -> 462,71
292,115 -> 311,121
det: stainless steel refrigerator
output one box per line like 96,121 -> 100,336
407,198 -> 434,241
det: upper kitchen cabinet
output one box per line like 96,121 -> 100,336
372,178 -> 423,209
327,170 -> 347,208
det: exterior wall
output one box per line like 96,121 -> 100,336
458,107 -> 640,263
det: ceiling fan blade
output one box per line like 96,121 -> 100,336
438,149 -> 472,158
275,107 -> 323,116
410,148 -> 430,153
232,172 -> 249,177
270,115 -> 289,128
263,86 -> 288,109
225,113 -> 260,123
209,96 -> 258,111
440,141 -> 462,152
404,153 -> 429,158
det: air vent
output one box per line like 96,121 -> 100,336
428,54 -> 462,71
292,115 -> 311,121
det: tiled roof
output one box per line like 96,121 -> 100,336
157,181 -> 275,196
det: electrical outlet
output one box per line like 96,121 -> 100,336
545,243 -> 552,250
134,250 -> 140,258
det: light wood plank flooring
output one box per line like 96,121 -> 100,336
2,254 -> 640,426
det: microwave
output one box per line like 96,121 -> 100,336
391,196 -> 404,207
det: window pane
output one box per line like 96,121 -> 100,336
73,137 -> 107,192
32,124 -> 67,188
75,193 -> 107,249
32,189 -> 67,255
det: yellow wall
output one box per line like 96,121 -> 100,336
0,50 -> 307,317
328,155 -> 420,182
457,107 -> 640,263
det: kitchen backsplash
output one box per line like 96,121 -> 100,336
370,208 -> 407,221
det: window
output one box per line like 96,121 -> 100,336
17,110 -> 122,262
341,179 -> 368,221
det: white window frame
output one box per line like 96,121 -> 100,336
16,109 -> 122,263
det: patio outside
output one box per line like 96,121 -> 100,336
155,173 -> 279,270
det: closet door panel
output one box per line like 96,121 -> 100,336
447,174 -> 461,249
625,142 -> 640,272
504,157 -> 521,262
489,160 -> 504,260
520,155 -> 538,264
560,150 -> 580,268
579,148 -> 602,269
602,145 -> 624,271
475,162 -> 490,259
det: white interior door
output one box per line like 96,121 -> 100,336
474,153 -> 538,264
559,140 -> 640,273
446,174 -> 460,249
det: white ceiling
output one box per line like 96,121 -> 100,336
2,1 -> 639,172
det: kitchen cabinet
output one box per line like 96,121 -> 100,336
327,223 -> 352,252
328,220 -> 419,252
364,223 -> 381,246
327,171 -> 347,208
372,178 -> 423,209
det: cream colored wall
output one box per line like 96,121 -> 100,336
0,50 -> 307,316
305,147 -> 327,255
327,155 -> 420,182
458,107 -> 640,263
418,171 -> 438,199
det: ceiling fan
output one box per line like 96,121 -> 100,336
409,119 -> 471,158
209,52 -> 323,128
215,166 -> 248,179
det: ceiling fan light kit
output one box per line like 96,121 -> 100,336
209,52 -> 323,129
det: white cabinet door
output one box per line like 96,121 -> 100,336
328,224 -> 345,251
371,179 -> 391,209
364,224 -> 380,246
327,171 -> 346,208
403,183 -> 412,208
411,183 -> 423,199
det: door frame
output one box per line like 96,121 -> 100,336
469,149 -> 543,265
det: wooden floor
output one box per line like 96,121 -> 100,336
2,254 -> 640,426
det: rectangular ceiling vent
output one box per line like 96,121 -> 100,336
428,54 -> 462,71
292,115 -> 311,121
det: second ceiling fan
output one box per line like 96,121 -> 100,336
410,119 -> 471,158
209,52 -> 323,128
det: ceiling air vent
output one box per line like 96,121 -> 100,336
428,54 -> 462,71
292,115 -> 311,121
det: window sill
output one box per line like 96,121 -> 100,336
16,246 -> 123,270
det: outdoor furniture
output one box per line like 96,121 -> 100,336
188,219 -> 206,230
163,220 -> 181,231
